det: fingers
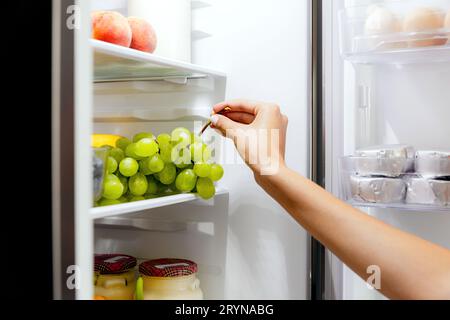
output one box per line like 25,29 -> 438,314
213,99 -> 262,115
223,112 -> 255,124
210,114 -> 244,137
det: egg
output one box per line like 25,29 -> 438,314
445,10 -> 450,29
365,6 -> 401,35
364,6 -> 404,50
403,7 -> 446,47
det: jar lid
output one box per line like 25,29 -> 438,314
139,258 -> 198,277
94,254 -> 137,274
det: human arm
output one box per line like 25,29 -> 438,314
211,99 -> 450,300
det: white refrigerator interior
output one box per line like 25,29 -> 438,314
87,0 -> 310,300
324,0 -> 450,300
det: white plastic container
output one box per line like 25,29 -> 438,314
127,0 -> 191,62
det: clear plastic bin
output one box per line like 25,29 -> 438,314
93,147 -> 109,202
339,1 -> 450,61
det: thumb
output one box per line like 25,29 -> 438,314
210,114 -> 244,137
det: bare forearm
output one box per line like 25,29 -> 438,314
256,165 -> 450,299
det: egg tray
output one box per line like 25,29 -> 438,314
339,3 -> 450,57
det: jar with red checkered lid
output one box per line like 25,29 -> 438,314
93,254 -> 137,300
137,258 -> 203,300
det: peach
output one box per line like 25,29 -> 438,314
91,11 -> 132,47
127,17 -> 157,53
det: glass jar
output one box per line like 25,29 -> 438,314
93,254 -> 137,300
138,258 -> 203,300
94,270 -> 136,300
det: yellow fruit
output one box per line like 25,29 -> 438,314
92,134 -> 123,148
94,295 -> 107,300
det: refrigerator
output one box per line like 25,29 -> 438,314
51,0 -> 450,300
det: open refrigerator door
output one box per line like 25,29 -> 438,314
322,0 -> 450,300
52,0 -> 310,300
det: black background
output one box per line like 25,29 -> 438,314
5,0 -> 53,300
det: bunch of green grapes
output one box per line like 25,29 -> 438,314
95,128 -> 224,207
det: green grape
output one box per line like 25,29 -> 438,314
102,174 -> 124,200
117,173 -> 128,195
209,164 -> 224,181
144,194 -> 159,200
100,145 -> 113,151
171,127 -> 191,147
135,277 -> 144,300
133,132 -> 155,142
191,132 -> 202,144
118,196 -> 128,203
128,173 -> 148,196
193,162 -> 211,178
146,175 -> 158,195
109,148 -> 125,163
168,181 -> 181,193
106,156 -> 118,174
129,196 -> 145,202
190,142 -> 212,163
175,169 -> 198,192
157,181 -> 171,194
135,138 -> 159,158
196,177 -> 215,200
119,157 -> 139,177
157,133 -> 171,145
125,143 -> 139,159
148,154 -> 165,173
160,144 -> 173,164
139,159 -> 154,175
116,138 -> 131,151
172,146 -> 192,168
98,198 -> 121,206
190,142 -> 203,163
158,163 -> 177,185
202,144 -> 212,162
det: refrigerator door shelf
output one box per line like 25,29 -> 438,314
345,200 -> 449,213
93,106 -> 213,122
94,216 -> 189,232
91,187 -> 229,220
339,157 -> 450,212
93,39 -> 226,121
338,1 -> 450,65
343,45 -> 450,65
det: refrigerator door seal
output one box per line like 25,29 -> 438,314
52,0 -> 76,300
310,0 -> 326,301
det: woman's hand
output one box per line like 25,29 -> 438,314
211,99 -> 288,177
